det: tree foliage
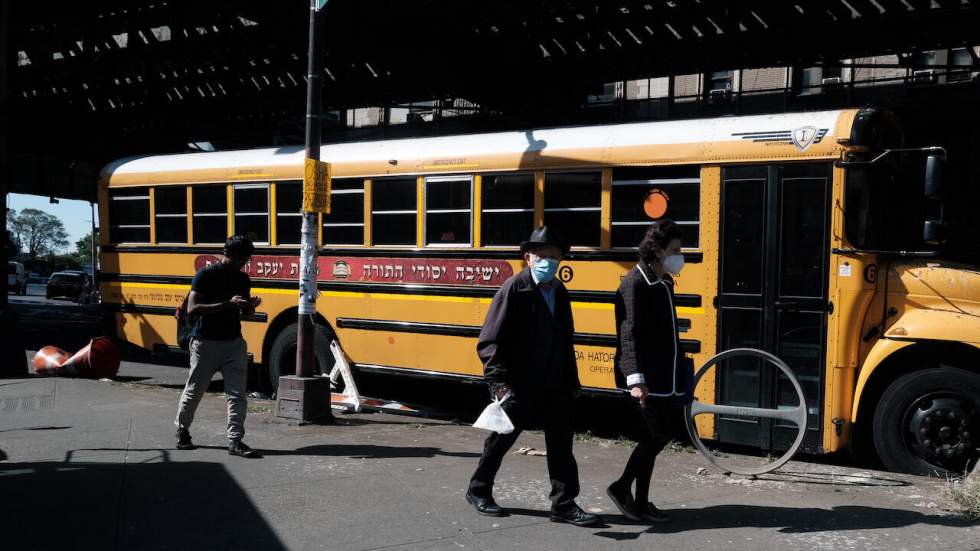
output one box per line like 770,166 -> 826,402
5,209 -> 21,257
6,208 -> 69,258
72,229 -> 99,267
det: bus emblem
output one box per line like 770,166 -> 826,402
332,260 -> 351,279
791,126 -> 819,152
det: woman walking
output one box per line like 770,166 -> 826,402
606,220 -> 694,523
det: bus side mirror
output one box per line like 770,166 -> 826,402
923,219 -> 947,246
924,154 -> 946,200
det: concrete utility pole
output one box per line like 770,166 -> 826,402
277,0 -> 334,423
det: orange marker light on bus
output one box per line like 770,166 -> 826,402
644,188 -> 669,219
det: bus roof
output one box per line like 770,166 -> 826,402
104,109 -> 858,187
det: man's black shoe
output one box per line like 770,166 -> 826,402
606,483 -> 641,521
550,504 -> 600,527
228,440 -> 261,458
176,428 -> 194,450
637,502 -> 671,524
465,491 -> 506,517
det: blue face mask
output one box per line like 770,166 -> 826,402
531,257 -> 559,283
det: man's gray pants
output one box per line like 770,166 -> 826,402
175,337 -> 248,442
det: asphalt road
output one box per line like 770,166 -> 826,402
9,283 -> 79,305
2,375 -> 977,551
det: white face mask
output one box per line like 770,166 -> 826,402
662,254 -> 684,276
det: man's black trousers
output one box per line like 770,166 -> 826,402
468,392 -> 579,512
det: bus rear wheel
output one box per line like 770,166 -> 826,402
873,366 -> 980,476
267,322 -> 336,396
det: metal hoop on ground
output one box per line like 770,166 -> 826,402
684,348 -> 808,476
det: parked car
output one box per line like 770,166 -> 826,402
8,261 -> 26,295
46,271 -> 86,301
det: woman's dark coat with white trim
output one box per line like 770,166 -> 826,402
614,261 -> 694,399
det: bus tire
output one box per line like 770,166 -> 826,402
267,322 -> 336,396
872,365 -> 980,476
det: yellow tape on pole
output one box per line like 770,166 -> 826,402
303,158 -> 331,213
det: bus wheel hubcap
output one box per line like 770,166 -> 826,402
908,394 -> 977,465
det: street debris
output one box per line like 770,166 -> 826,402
514,446 -> 547,456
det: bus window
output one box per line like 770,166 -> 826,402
544,171 -> 601,247
323,179 -> 365,245
481,173 -> 534,247
275,181 -> 302,245
425,176 -> 472,246
371,177 -> 417,245
611,166 -> 700,248
154,186 -> 187,244
192,185 -> 228,244
233,184 -> 270,244
108,188 -> 150,243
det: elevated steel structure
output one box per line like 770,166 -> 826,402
6,0 -> 980,201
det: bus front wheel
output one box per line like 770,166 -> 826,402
873,366 -> 980,476
267,322 -> 336,396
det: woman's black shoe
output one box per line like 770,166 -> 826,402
550,504 -> 600,527
637,502 -> 671,523
465,491 -> 506,517
606,483 -> 642,521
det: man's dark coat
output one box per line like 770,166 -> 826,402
477,268 -> 581,399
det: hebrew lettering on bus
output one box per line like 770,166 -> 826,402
194,255 -> 513,286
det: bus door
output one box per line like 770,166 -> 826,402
716,164 -> 832,453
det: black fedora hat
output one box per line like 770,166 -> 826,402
520,226 -> 569,255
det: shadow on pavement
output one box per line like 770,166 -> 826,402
593,504 -> 971,540
111,376 -> 152,383
504,507 -> 614,528
12,302 -> 106,353
182,443 -> 482,459
757,470 -> 911,488
0,457 -> 286,550
0,425 -> 71,433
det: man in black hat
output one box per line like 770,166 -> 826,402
465,226 -> 599,527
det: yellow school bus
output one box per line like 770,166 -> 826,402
99,108 -> 980,475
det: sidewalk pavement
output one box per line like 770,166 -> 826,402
1,375 -> 976,551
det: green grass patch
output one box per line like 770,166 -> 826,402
945,475 -> 980,521
247,403 -> 272,414
573,430 -> 636,448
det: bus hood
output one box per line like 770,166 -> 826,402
884,261 -> 980,344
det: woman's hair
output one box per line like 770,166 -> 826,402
638,220 -> 683,263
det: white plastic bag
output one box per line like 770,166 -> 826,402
473,395 -> 514,434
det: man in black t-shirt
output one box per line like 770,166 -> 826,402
174,235 -> 262,458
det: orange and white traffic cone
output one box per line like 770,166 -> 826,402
61,337 -> 120,379
31,346 -> 70,376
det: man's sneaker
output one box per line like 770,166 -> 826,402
606,482 -> 642,521
228,440 -> 261,458
637,502 -> 671,524
176,428 -> 195,450
550,504 -> 600,527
